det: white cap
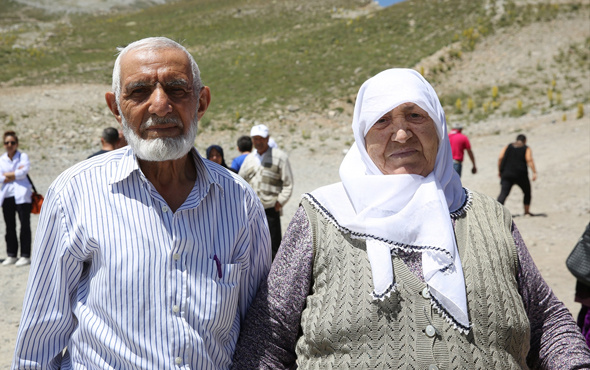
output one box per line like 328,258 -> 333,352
250,124 -> 269,138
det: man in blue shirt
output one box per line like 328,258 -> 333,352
13,37 -> 271,369
230,135 -> 252,173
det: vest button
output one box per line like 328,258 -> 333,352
429,365 -> 439,370
425,325 -> 437,337
421,287 -> 430,299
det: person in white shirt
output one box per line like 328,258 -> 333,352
0,131 -> 32,267
13,37 -> 271,369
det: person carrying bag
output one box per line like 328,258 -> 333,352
27,175 -> 44,215
0,131 -> 34,266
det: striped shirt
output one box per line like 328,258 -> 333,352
13,147 -> 271,369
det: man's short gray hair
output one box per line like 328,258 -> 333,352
111,37 -> 202,102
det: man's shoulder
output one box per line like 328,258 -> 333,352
231,153 -> 247,163
200,155 -> 254,193
87,149 -> 109,159
240,152 -> 259,166
270,147 -> 289,160
51,148 -> 127,193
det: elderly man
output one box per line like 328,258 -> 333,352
13,37 -> 271,369
239,124 -> 293,258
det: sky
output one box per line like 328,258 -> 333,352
376,0 -> 405,7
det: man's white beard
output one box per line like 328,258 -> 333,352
120,114 -> 198,162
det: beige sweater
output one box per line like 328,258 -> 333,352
296,191 -> 530,369
238,148 -> 293,209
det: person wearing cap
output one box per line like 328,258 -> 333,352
239,124 -> 293,258
448,124 -> 476,177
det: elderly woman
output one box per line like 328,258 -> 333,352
232,69 -> 590,369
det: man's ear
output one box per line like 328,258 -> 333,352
197,86 -> 211,121
105,92 -> 122,123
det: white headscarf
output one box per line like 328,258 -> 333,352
311,68 -> 469,331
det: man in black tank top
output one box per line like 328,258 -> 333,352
497,134 -> 538,215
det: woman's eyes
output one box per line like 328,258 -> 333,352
407,112 -> 428,122
374,112 -> 426,126
373,117 -> 391,127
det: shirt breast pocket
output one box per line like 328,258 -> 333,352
195,261 -> 241,342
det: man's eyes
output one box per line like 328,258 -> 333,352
167,87 -> 189,96
127,86 -> 189,98
129,87 -> 150,95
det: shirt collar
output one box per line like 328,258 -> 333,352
109,146 -> 224,199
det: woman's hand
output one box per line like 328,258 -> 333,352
3,171 -> 15,182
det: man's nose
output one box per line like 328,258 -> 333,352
148,85 -> 173,116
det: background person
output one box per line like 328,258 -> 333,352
206,144 -> 229,169
0,131 -> 32,267
230,135 -> 252,173
13,37 -> 271,369
87,126 -> 120,158
232,68 -> 590,369
239,124 -> 293,258
497,134 -> 537,216
448,124 -> 476,176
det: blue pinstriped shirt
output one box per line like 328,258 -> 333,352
13,147 -> 271,369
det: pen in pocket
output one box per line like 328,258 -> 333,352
213,254 -> 222,278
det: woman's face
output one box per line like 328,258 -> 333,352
208,148 -> 223,165
4,135 -> 18,156
365,103 -> 439,176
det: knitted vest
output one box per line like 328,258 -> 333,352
296,191 -> 530,369
240,148 -> 288,209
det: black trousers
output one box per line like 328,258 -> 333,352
265,207 -> 282,259
3,197 -> 31,258
497,175 -> 531,205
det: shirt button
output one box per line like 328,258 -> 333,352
421,287 -> 430,299
173,253 -> 180,261
162,205 -> 169,212
173,305 -> 180,313
425,325 -> 437,338
175,357 -> 182,365
429,365 -> 439,370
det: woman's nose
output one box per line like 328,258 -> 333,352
391,125 -> 413,143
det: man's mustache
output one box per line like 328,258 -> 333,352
140,116 -> 183,130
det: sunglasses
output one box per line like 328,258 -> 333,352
4,141 -> 16,146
